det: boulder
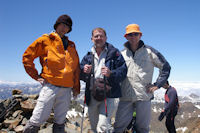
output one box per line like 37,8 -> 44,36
14,125 -> 24,133
12,89 -> 22,95
20,99 -> 36,112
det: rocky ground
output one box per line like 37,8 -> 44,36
0,89 -> 200,133
0,89 -> 92,133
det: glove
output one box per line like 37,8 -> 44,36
158,111 -> 166,121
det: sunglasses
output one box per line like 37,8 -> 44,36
126,33 -> 140,37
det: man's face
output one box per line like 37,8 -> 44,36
91,29 -> 107,48
56,23 -> 70,37
163,84 -> 168,89
125,32 -> 142,46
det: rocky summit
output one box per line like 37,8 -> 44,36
0,89 -> 200,133
0,89 -> 92,133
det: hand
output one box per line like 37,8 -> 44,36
101,66 -> 111,77
72,89 -> 79,98
83,64 -> 92,74
37,78 -> 47,86
148,86 -> 158,93
158,111 -> 165,121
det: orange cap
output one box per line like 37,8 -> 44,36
124,24 -> 142,37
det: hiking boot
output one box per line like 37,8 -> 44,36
23,121 -> 40,133
53,123 -> 65,133
88,129 -> 95,133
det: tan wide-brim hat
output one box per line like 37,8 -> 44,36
124,24 -> 142,37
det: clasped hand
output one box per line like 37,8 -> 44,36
83,65 -> 111,77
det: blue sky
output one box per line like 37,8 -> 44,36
0,0 -> 200,83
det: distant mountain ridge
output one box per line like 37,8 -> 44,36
0,80 -> 38,86
1,80 -> 200,102
152,81 -> 200,103
0,80 -> 41,100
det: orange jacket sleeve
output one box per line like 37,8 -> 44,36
22,37 -> 46,80
73,50 -> 80,94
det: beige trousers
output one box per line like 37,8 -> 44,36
29,83 -> 71,126
88,96 -> 115,133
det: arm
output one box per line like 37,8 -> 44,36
73,51 -> 81,96
108,51 -> 127,83
80,53 -> 92,105
22,37 -> 46,81
148,47 -> 171,88
80,53 -> 92,82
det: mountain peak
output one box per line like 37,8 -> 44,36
189,93 -> 200,99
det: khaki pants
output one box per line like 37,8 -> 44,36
29,83 -> 71,126
88,96 -> 115,133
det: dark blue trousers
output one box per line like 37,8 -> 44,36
165,111 -> 177,133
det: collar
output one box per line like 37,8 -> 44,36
124,40 -> 144,52
49,31 -> 68,41
91,43 -> 108,54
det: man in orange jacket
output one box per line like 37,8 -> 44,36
22,14 -> 80,133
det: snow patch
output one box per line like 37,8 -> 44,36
66,108 -> 79,119
195,105 -> 200,109
181,115 -> 184,118
152,107 -> 158,113
176,127 -> 188,132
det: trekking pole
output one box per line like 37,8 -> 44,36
104,76 -> 109,133
0,97 -> 19,122
104,81 -> 108,117
80,96 -> 86,133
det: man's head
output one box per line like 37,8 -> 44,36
54,14 -> 72,36
163,81 -> 169,89
124,24 -> 142,46
91,28 -> 107,49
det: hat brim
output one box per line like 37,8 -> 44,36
124,31 -> 142,37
